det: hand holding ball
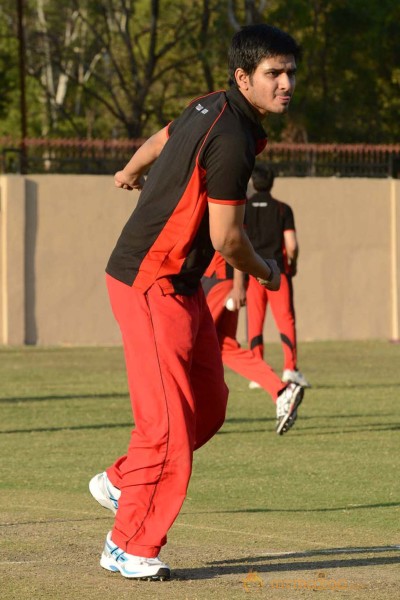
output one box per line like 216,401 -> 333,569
225,298 -> 236,311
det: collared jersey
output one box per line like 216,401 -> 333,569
245,191 -> 295,273
201,251 -> 235,297
106,87 -> 267,295
204,252 -> 234,281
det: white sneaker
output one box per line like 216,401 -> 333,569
100,532 -> 170,580
282,369 -> 311,388
89,472 -> 121,514
248,380 -> 262,390
276,383 -> 304,435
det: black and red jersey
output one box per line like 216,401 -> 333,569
106,87 -> 267,295
203,252 -> 234,281
245,191 -> 295,273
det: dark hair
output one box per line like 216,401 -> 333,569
252,163 -> 275,192
228,24 -> 301,85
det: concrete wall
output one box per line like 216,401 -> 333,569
0,175 -> 134,345
1,174 -> 399,345
262,177 -> 399,342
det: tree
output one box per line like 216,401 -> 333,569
1,0 -> 399,142
228,0 -> 269,30
268,0 -> 400,142
0,1 -> 21,136
21,0 -> 226,138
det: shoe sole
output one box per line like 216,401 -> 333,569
276,386 -> 304,435
89,475 -> 117,514
100,554 -> 170,581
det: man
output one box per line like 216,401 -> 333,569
246,164 -> 310,388
202,251 -> 304,434
89,24 -> 302,581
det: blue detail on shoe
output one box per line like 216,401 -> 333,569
105,480 -> 119,510
117,554 -> 127,563
107,540 -> 127,563
108,565 -> 119,572
103,534 -> 170,579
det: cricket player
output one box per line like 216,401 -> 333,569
89,24 -> 302,581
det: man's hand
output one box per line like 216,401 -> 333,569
114,126 -> 169,192
114,170 -> 144,191
257,259 -> 281,291
225,284 -> 246,311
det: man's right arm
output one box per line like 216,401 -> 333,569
208,202 -> 280,291
283,229 -> 299,276
114,126 -> 169,191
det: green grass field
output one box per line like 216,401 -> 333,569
0,341 -> 399,599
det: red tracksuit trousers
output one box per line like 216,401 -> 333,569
105,275 -> 228,558
206,279 -> 284,401
247,273 -> 297,371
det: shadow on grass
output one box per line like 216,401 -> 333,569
187,501 -> 400,514
243,382 -> 400,390
224,413 -> 395,423
210,545 -> 400,563
295,424 -> 400,435
0,392 -> 128,404
0,422 -> 132,435
218,423 -> 400,436
312,383 -> 400,390
217,428 -> 271,435
0,516 -> 110,528
2,421 -> 399,436
174,545 -> 400,580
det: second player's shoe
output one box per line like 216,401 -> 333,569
100,532 -> 170,580
248,380 -> 262,390
89,471 -> 120,514
276,383 -> 304,435
282,369 -> 311,388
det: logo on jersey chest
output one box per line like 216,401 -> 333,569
195,103 -> 209,115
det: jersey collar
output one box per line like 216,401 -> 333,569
226,86 -> 267,150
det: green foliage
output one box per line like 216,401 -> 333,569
269,0 -> 400,142
0,4 -> 19,135
1,0 -> 400,141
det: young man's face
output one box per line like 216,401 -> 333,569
236,54 -> 297,117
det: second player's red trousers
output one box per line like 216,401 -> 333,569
206,279 -> 284,400
247,273 -> 297,371
105,275 -> 228,558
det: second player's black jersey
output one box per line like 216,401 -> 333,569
245,191 -> 295,272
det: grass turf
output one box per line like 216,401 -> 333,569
0,341 -> 399,599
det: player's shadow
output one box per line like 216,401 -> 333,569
173,545 -> 400,580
